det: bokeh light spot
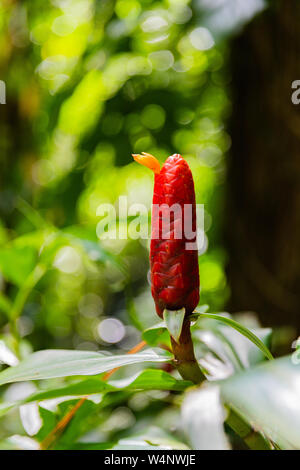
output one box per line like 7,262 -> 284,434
189,27 -> 214,50
78,293 -> 103,317
141,15 -> 168,33
141,104 -> 166,130
53,246 -> 82,274
97,318 -> 125,343
149,50 -> 174,71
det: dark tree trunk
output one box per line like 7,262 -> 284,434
226,0 -> 300,331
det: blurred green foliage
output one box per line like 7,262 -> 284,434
0,0 -> 231,358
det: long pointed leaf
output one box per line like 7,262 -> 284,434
182,385 -> 230,450
220,355 -> 300,449
0,349 -> 171,386
195,313 -> 273,361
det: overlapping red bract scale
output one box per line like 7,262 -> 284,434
150,154 -> 199,317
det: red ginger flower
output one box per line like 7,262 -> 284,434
133,152 -> 200,317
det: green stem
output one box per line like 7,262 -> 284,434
171,318 -> 205,384
225,406 -> 274,450
9,264 -> 46,356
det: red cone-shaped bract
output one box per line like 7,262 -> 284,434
150,154 -> 199,317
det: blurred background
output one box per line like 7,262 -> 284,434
0,0 -> 299,364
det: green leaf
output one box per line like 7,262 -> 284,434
112,426 -> 190,450
142,322 -> 169,347
220,355 -> 300,449
0,340 -> 19,366
0,403 -> 15,417
24,378 -> 114,403
56,442 -> 115,450
195,313 -> 273,361
58,398 -> 99,444
112,440 -> 172,450
0,349 -> 171,386
110,369 -> 192,391
181,385 -> 230,450
0,369 -> 191,417
0,245 -> 37,286
163,308 -> 185,343
193,321 -> 272,380
27,369 -> 189,401
35,406 -> 57,441
0,435 -> 39,450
